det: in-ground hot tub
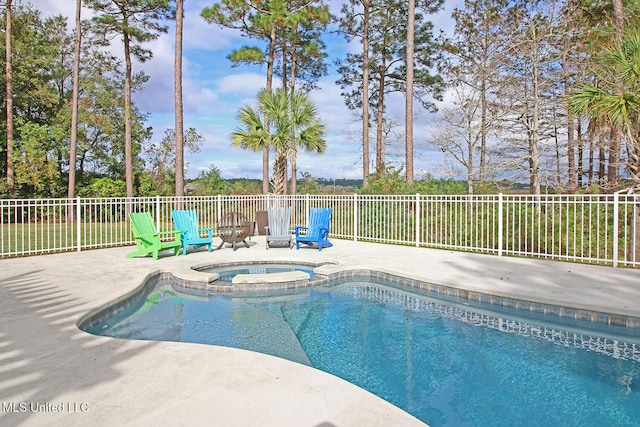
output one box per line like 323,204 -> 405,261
167,261 -> 337,295
195,261 -> 324,282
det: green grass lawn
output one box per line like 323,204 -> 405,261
0,222 -> 132,256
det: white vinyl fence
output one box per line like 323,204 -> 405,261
1,193 -> 638,267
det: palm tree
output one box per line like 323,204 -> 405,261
569,30 -> 640,191
288,90 -> 326,194
231,88 -> 326,195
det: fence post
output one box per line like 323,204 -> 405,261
498,193 -> 503,257
354,193 -> 358,242
415,193 -> 420,247
613,192 -> 619,267
155,195 -> 161,230
634,199 -> 638,266
76,197 -> 82,252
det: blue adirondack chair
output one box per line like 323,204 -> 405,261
126,212 -> 181,260
171,209 -> 214,255
295,207 -> 333,251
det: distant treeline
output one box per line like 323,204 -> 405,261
224,178 -> 362,186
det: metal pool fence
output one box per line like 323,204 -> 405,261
1,193 -> 638,267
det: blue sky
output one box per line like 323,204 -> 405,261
38,0 -> 460,180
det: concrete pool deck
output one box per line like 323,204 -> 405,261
1,237 -> 640,426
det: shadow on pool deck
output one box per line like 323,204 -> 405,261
0,269 -> 162,426
1,237 -> 640,426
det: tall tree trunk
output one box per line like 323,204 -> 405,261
262,146 -> 270,193
68,0 -> 81,201
479,19 -> 490,186
608,0 -> 624,191
586,149 -> 592,185
467,134 -> 474,195
263,26 -> 277,194
281,41 -> 288,88
123,33 -> 134,197
479,78 -> 487,185
290,149 -> 297,195
5,0 -> 13,189
609,129 -> 621,190
529,133 -> 541,195
529,27 -> 541,195
280,41 -> 288,196
598,132 -> 606,183
563,25 -> 576,192
405,0 -> 415,185
613,0 -> 624,34
376,64 -> 386,172
566,117 -> 576,189
608,126 -> 620,190
362,0 -> 370,187
554,122 -> 561,188
289,34 -> 298,195
174,0 -> 185,197
273,149 -> 287,195
577,122 -> 585,186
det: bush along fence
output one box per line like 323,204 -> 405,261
1,193 -> 638,267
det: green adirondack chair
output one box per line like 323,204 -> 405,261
126,212 -> 181,260
171,209 -> 214,255
295,207 -> 333,251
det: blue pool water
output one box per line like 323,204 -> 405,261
86,279 -> 640,427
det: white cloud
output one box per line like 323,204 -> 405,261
216,73 -> 267,96
183,3 -> 246,52
36,0 -> 88,19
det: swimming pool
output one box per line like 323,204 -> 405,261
83,271 -> 640,426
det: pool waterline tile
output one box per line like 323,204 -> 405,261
79,263 -> 640,333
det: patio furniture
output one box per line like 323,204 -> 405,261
171,209 -> 214,255
265,207 -> 293,249
217,212 -> 251,251
295,207 -> 333,251
126,212 -> 181,260
256,210 -> 268,236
